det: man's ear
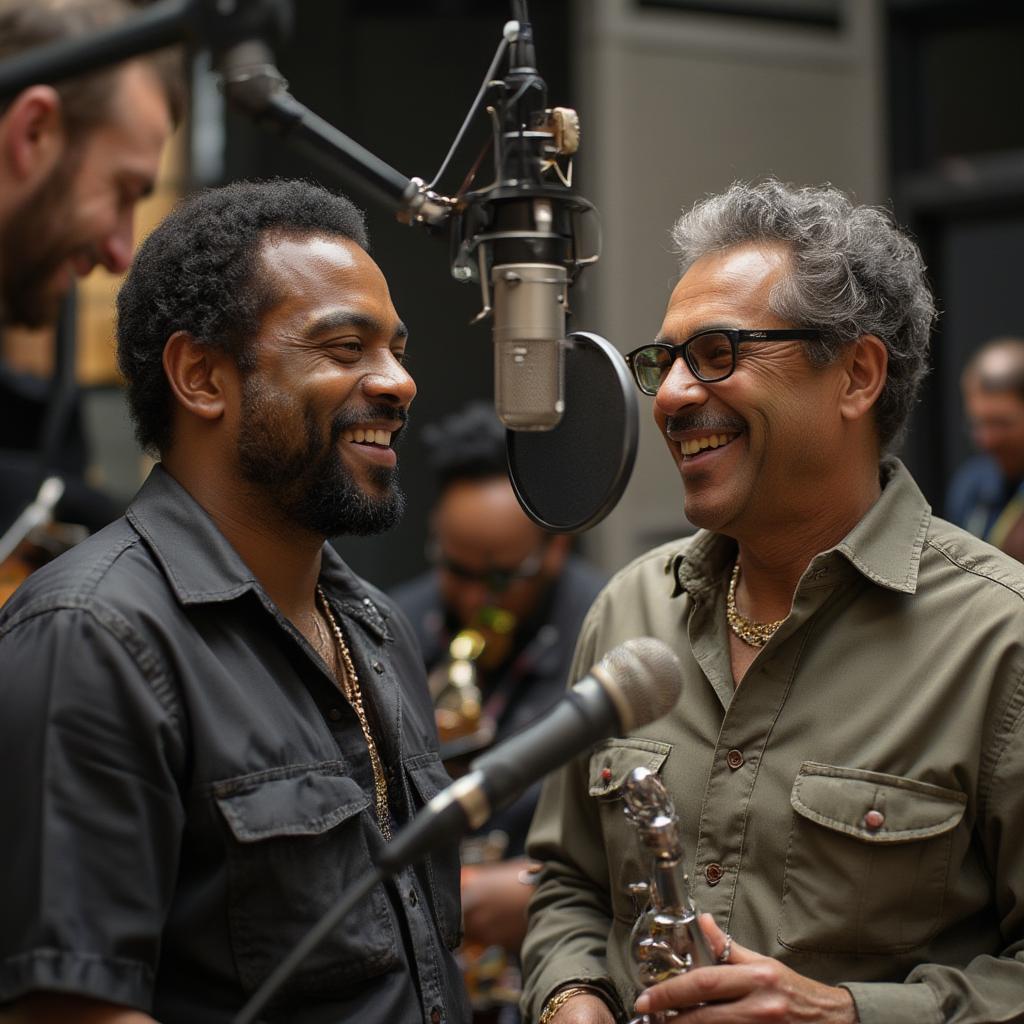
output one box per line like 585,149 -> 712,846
162,330 -> 234,424
839,334 -> 888,425
1,86 -> 64,185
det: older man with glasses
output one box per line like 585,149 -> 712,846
520,180 -> 1024,1024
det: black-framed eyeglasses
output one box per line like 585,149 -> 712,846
428,539 -> 550,593
624,328 -> 824,395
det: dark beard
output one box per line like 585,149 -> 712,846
1,153 -> 80,328
237,381 -> 407,538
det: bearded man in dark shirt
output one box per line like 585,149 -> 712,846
0,179 -> 468,1024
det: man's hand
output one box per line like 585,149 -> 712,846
546,991 -> 616,1024
461,857 -> 536,952
634,915 -> 858,1023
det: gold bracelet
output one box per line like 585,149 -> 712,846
538,985 -> 598,1024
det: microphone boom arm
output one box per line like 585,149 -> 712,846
215,40 -> 452,227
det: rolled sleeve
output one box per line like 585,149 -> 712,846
841,982 -> 942,1024
0,603 -> 185,1009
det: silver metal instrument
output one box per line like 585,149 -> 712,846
622,766 -> 716,1023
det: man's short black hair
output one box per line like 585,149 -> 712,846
116,178 -> 369,455
421,400 -> 508,493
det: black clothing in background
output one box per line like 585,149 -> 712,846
0,365 -> 120,533
0,465 -> 469,1024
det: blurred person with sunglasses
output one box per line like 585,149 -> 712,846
521,181 -> 1024,1024
390,401 -> 605,1017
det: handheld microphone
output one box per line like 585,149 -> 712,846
377,636 -> 682,874
450,4 -> 599,431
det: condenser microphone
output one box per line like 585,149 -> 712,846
450,5 -> 598,431
377,636 -> 683,874
492,252 -> 569,431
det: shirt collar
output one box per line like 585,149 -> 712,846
126,464 -> 392,639
830,457 -> 930,594
668,457 -> 931,598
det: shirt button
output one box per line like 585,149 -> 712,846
726,749 -> 745,770
864,809 -> 885,831
372,659 -> 385,674
327,707 -> 343,722
430,1007 -> 442,1024
705,862 -> 724,886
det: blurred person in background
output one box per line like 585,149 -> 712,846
0,0 -> 184,588
0,0 -> 183,331
946,336 -> 1024,560
390,400 -> 605,1020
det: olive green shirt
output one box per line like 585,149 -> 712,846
521,459 -> 1024,1024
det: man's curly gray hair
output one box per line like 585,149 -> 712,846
670,179 -> 937,450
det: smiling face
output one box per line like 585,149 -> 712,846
960,344 -> 1024,480
1,61 -> 171,327
233,232 -> 415,538
653,242 -> 850,538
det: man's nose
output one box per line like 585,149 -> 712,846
362,353 -> 417,406
98,210 -> 135,274
654,356 -> 710,417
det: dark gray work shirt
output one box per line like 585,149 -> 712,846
0,465 -> 470,1024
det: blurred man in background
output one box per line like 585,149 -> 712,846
0,0 -> 184,581
946,336 -> 1024,560
0,0 -> 183,329
391,401 -> 605,1018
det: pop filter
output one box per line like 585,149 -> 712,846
506,332 -> 638,532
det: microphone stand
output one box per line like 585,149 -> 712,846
213,39 -> 450,227
0,0 -> 450,229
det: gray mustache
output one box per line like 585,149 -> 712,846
664,411 -> 745,435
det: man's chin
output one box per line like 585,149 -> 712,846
682,492 -> 736,535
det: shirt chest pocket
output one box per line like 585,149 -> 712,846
214,764 -> 399,1000
778,762 -> 967,955
588,738 -> 673,925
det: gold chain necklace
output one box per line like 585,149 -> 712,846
316,586 -> 392,840
726,562 -> 785,648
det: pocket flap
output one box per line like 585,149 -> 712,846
215,766 -> 368,842
404,753 -> 452,804
791,762 -> 966,844
588,738 -> 672,799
